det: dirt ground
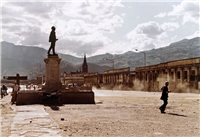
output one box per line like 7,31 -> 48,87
1,89 -> 199,137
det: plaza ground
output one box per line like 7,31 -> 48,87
1,89 -> 199,137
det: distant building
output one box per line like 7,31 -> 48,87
70,54 -> 88,74
82,54 -> 88,73
60,57 -> 200,91
84,72 -> 103,86
103,67 -> 131,86
132,57 -> 200,92
61,72 -> 84,86
102,57 -> 200,92
70,70 -> 82,74
61,54 -> 89,86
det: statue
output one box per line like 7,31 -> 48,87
48,26 -> 58,55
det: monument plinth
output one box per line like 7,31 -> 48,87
42,55 -> 63,91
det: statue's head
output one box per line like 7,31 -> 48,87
51,26 -> 56,30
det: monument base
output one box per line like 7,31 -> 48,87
16,90 -> 95,105
43,54 -> 63,92
42,84 -> 66,92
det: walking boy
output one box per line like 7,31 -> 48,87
159,81 -> 171,113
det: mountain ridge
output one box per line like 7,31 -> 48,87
1,37 -> 200,79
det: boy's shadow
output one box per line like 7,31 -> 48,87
167,113 -> 187,117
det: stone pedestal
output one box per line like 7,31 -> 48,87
42,55 -> 62,91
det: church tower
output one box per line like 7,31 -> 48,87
82,54 -> 88,73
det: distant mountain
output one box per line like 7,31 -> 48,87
0,42 -> 112,79
1,37 -> 199,79
1,41 -> 83,65
89,37 -> 200,70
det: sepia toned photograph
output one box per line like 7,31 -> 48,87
1,0 -> 199,136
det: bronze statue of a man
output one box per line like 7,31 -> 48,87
48,26 -> 58,55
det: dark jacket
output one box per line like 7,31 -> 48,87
160,85 -> 168,100
49,31 -> 56,42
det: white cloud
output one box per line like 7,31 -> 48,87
154,12 -> 166,18
4,2 -> 63,20
65,19 -> 95,35
182,13 -> 199,24
171,35 -> 177,41
161,22 -> 180,31
96,41 -> 132,55
56,31 -> 112,56
97,15 -> 124,33
17,26 -> 49,46
168,0 -> 199,24
2,29 -> 21,44
126,21 -> 163,50
62,1 -> 124,22
127,21 -> 164,39
186,31 -> 200,39
126,21 -> 180,50
62,15 -> 124,36
121,13 -> 126,17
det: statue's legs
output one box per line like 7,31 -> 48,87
47,44 -> 52,55
48,42 -> 55,55
52,42 -> 56,54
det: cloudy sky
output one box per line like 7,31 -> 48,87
1,0 -> 199,57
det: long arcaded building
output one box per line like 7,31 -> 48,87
103,67 -> 131,86
102,57 -> 200,92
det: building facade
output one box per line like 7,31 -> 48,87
103,67 -> 131,86
84,73 -> 103,86
61,72 -> 84,86
60,57 -> 199,92
101,57 -> 200,92
61,54 -> 89,87
130,57 -> 200,92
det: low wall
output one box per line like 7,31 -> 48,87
16,90 -> 95,105
16,90 -> 40,105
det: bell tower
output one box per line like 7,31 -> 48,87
82,54 -> 88,73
